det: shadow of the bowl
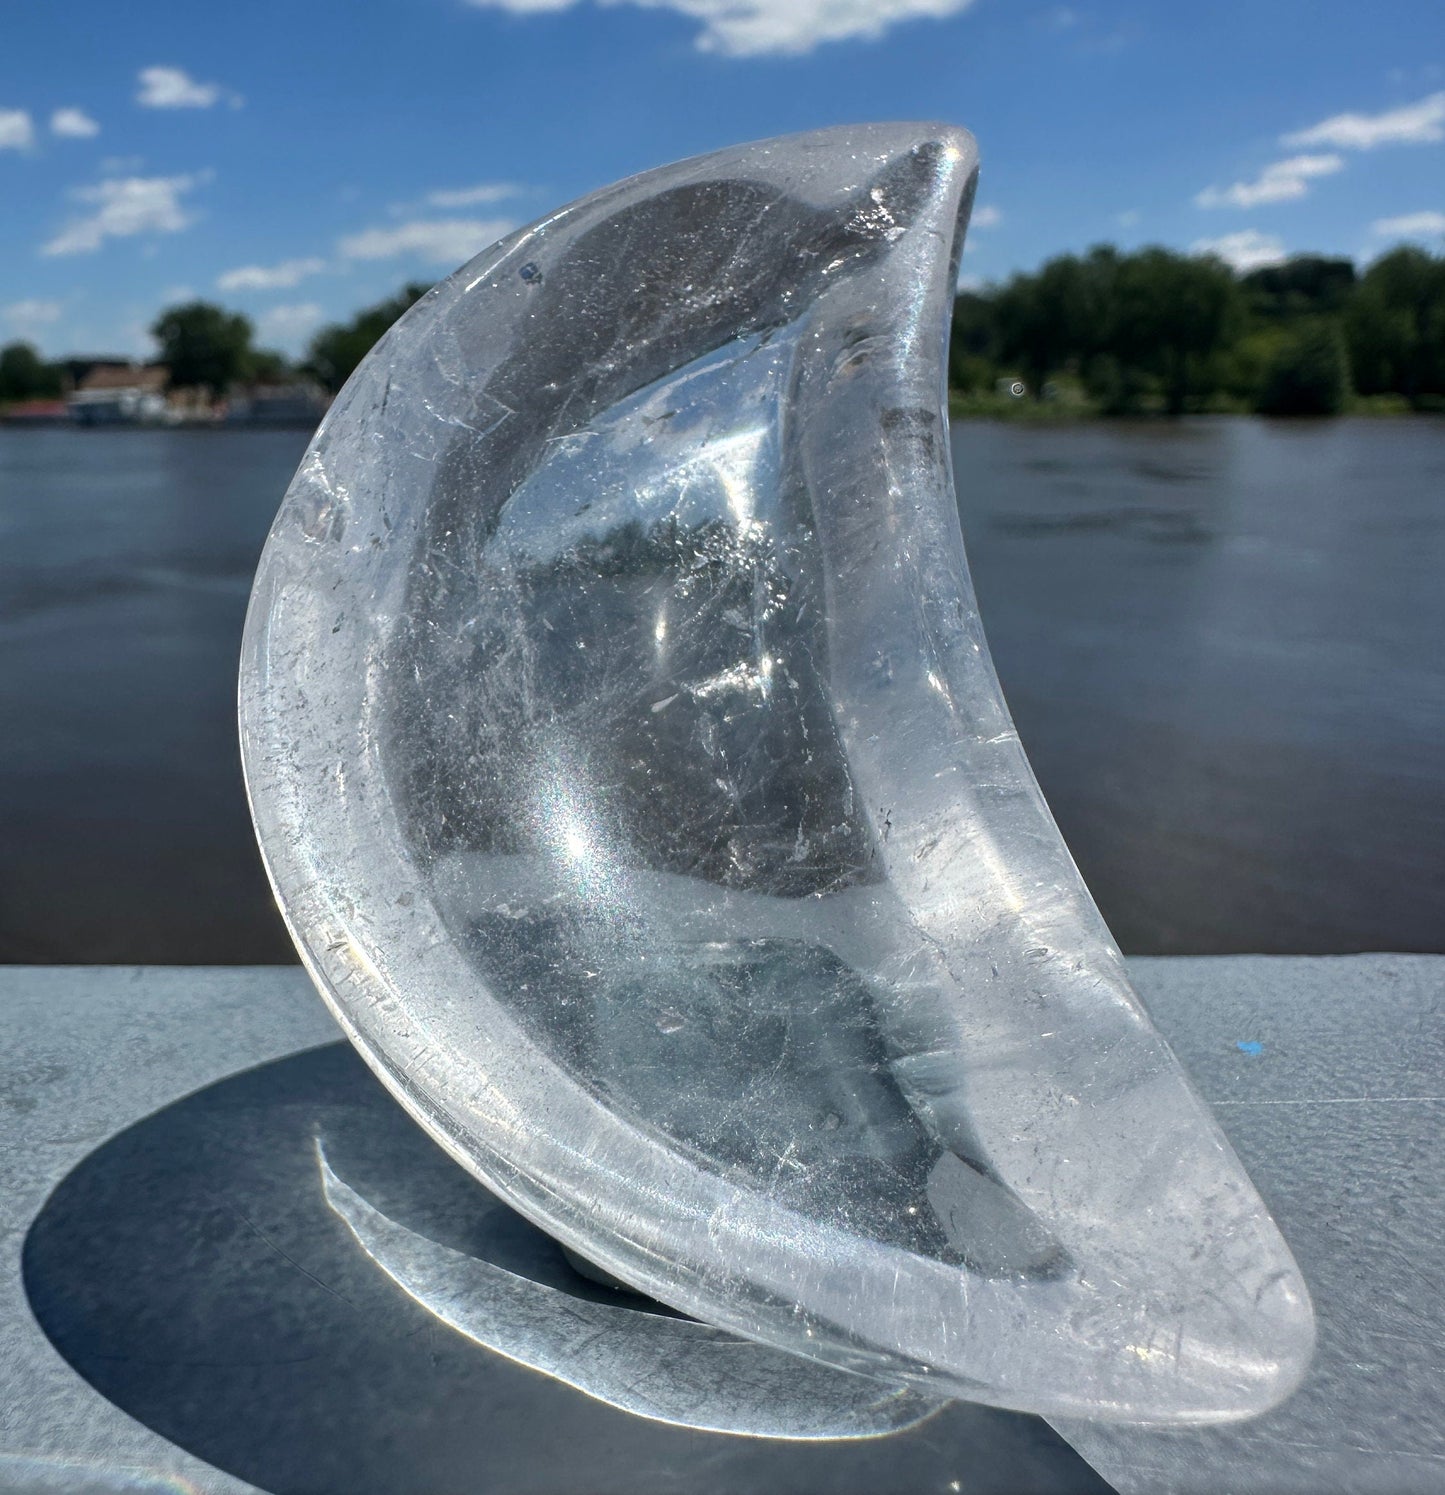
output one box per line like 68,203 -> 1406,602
23,1041 -> 1112,1494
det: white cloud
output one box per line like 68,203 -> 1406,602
217,256 -> 328,291
1195,154 -> 1343,210
1283,91 -> 1445,150
257,303 -> 323,345
3,298 -> 63,331
970,203 -> 1002,228
465,0 -> 976,56
42,172 -> 208,256
1116,208 -> 1141,228
425,182 -> 523,209
1191,230 -> 1287,273
136,66 -> 237,109
0,108 -> 35,151
51,107 -> 100,139
337,217 -> 515,266
1371,210 -> 1445,239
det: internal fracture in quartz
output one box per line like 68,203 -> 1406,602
241,123 -> 1315,1425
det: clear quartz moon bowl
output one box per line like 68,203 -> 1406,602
241,122 -> 1315,1424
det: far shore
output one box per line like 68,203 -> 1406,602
6,402 -> 1444,434
948,392 -> 1440,423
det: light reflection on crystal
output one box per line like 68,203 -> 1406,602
242,123 -> 1314,1425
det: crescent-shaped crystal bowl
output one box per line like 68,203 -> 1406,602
241,123 -> 1315,1423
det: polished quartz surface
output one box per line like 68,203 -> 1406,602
241,124 -> 1314,1421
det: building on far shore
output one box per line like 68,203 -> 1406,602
66,361 -> 170,426
1,358 -> 331,429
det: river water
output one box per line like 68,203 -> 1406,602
1,419 -> 1440,962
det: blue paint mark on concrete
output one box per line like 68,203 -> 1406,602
1235,1040 -> 1264,1056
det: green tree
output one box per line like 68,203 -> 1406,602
1255,324 -> 1350,416
304,283 -> 430,393
0,342 -> 62,402
949,290 -> 1001,391
945,240 -> 1445,415
151,302 -> 255,393
1345,247 -> 1445,404
978,246 -> 1242,413
245,347 -> 293,385
1242,256 -> 1356,320
1111,248 -> 1243,414
995,248 -> 1118,396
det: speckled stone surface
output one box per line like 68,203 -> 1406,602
1053,955 -> 1445,1494
0,963 -> 1100,1495
0,965 -> 336,1495
0,957 -> 1439,1492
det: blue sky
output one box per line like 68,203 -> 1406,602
2,0 -> 1442,357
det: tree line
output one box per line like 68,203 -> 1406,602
0,285 -> 430,405
951,244 -> 1445,416
3,248 -> 1443,416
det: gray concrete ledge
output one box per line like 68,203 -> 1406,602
1,957 -> 1441,1493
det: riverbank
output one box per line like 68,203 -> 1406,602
948,388 -> 1430,422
